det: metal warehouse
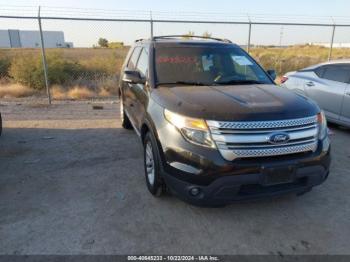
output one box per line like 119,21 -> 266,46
0,29 -> 73,48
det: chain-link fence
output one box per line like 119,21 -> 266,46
1,6 -> 350,103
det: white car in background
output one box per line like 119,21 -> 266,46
281,60 -> 350,128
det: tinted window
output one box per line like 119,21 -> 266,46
321,64 -> 350,83
155,46 -> 272,86
136,48 -> 149,78
127,47 -> 142,69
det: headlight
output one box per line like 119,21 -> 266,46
164,109 -> 215,148
317,111 -> 328,139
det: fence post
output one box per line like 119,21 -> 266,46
247,22 -> 252,53
150,11 -> 154,39
328,25 -> 336,61
38,6 -> 51,105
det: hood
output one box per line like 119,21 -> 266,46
151,84 -> 319,121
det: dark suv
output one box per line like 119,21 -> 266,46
119,36 -> 331,206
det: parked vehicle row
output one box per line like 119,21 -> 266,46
119,36 -> 331,206
282,60 -> 350,128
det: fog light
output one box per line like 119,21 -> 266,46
190,187 -> 200,196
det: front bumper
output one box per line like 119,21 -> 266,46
162,164 -> 329,206
155,118 -> 331,206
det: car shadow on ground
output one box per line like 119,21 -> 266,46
328,122 -> 350,133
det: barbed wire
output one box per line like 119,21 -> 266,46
1,5 -> 350,25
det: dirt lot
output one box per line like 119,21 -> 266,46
0,98 -> 350,255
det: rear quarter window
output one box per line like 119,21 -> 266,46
314,66 -> 325,78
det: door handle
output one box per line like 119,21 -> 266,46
305,81 -> 315,87
346,92 -> 350,96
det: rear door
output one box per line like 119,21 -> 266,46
305,64 -> 349,121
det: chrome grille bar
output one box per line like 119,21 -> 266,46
219,142 -> 318,159
207,115 -> 318,130
211,127 -> 318,144
210,124 -> 318,134
217,138 -> 317,150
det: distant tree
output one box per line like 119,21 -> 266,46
98,38 -> 109,48
202,31 -> 212,38
108,42 -> 124,48
182,31 -> 195,39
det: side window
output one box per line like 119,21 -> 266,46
136,48 -> 149,78
127,47 -> 142,69
321,65 -> 350,83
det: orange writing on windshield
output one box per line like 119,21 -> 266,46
156,56 -> 198,64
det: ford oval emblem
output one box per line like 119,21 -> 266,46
268,132 -> 290,145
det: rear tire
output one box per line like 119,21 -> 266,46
143,132 -> 165,197
120,100 -> 132,130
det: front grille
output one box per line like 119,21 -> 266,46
207,116 -> 319,161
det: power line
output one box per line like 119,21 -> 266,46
1,4 -> 350,23
1,5 -> 350,26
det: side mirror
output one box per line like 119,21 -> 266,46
267,69 -> 277,80
123,70 -> 146,84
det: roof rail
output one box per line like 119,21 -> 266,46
152,35 -> 232,43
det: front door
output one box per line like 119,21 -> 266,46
122,46 -> 142,125
340,84 -> 350,125
129,47 -> 150,128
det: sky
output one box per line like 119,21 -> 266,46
1,0 -> 350,47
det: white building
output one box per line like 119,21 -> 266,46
309,42 -> 350,48
0,29 -> 73,48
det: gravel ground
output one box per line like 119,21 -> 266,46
0,98 -> 349,255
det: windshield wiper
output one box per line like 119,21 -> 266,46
215,80 -> 265,85
157,81 -> 215,86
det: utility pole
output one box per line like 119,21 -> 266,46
150,11 -> 154,39
328,25 -> 336,61
279,26 -> 284,48
247,14 -> 252,53
38,6 -> 51,105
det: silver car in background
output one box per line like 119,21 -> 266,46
281,60 -> 350,128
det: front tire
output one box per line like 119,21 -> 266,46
143,132 -> 165,197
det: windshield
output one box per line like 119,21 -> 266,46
155,45 -> 273,86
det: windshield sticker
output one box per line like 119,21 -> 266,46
232,56 -> 253,66
157,56 -> 197,64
